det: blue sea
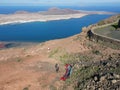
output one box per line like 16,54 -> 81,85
0,6 -> 120,43
0,6 -> 120,14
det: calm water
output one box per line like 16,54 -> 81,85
0,14 -> 112,42
0,6 -> 119,42
0,6 -> 120,14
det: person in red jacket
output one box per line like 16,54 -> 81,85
60,64 -> 72,81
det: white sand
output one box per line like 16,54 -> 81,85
0,13 -> 87,25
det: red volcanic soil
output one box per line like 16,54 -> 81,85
0,43 -> 5,48
0,36 -> 87,90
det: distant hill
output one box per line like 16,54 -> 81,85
38,7 -> 115,15
39,7 -> 81,15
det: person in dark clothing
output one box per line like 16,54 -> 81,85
55,63 -> 59,73
118,19 -> 120,28
87,30 -> 93,40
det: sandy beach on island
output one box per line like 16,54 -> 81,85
0,13 -> 88,25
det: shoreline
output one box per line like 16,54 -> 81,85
0,13 -> 88,25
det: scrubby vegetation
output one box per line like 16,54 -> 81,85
61,52 -> 120,90
23,87 -> 29,90
97,14 -> 120,26
49,47 -> 70,63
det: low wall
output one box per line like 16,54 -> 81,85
92,32 -> 120,46
90,19 -> 120,47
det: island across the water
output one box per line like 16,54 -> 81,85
0,7 -> 116,25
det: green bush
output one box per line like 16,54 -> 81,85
92,50 -> 101,55
23,87 -> 29,90
49,48 -> 59,58
98,20 -> 105,25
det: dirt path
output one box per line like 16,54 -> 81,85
0,55 -> 65,90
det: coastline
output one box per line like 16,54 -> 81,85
0,13 -> 88,25
0,8 -> 116,25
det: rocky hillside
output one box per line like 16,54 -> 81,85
60,15 -> 120,90
97,14 -> 120,26
70,54 -> 120,90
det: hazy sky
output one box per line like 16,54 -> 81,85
0,0 -> 120,6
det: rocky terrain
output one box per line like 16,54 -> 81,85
66,53 -> 120,90
97,14 -> 120,26
60,14 -> 120,90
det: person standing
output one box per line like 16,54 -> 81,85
55,63 -> 59,73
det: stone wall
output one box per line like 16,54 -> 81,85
83,14 -> 120,48
89,20 -> 120,47
91,31 -> 120,46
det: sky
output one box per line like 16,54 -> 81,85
0,0 -> 120,6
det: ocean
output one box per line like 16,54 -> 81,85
0,6 -> 120,43
0,6 -> 120,14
